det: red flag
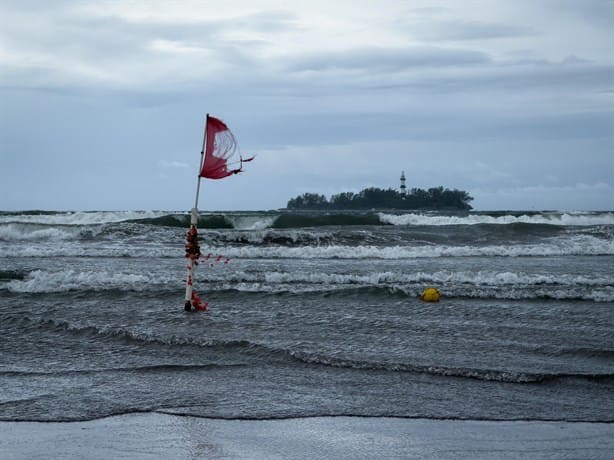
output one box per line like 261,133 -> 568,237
200,115 -> 244,179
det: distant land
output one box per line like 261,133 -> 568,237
287,186 -> 474,210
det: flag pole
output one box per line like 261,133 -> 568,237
194,113 -> 209,210
184,114 -> 209,311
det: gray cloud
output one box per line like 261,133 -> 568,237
411,20 -> 535,41
545,0 -> 614,28
369,60 -> 614,95
287,47 -> 490,72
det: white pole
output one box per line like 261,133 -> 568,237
194,113 -> 209,210
184,207 -> 199,310
184,114 -> 209,311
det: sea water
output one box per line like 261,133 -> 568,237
1,210 -> 613,422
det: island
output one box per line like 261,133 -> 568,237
287,186 -> 474,210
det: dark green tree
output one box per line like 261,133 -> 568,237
287,186 -> 473,210
330,191 -> 357,209
287,192 -> 330,209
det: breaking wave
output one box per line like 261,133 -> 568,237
0,211 -> 169,226
3,210 -> 613,230
378,211 -> 614,227
1,236 -> 612,259
5,269 -> 177,293
211,236 -> 614,259
5,268 -> 613,301
0,224 -> 82,242
133,213 -> 383,229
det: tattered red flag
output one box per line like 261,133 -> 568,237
200,115 -> 252,179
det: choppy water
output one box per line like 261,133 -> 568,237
1,210 -> 613,422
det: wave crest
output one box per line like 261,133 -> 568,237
5,268 -> 613,301
3,210 -> 614,230
6,269 -> 176,293
379,212 -> 614,227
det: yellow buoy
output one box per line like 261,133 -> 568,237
421,287 -> 441,302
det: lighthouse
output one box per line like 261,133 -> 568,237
400,171 -> 407,196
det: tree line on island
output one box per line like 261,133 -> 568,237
287,186 -> 474,210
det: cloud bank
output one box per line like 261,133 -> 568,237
1,0 -> 612,210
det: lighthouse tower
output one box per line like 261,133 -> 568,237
400,171 -> 407,196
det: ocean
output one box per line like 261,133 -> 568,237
1,209 -> 613,423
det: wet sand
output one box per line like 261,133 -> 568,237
1,414 -> 613,459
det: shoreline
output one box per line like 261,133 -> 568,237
2,413 -> 613,459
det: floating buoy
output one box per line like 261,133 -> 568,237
421,287 -> 441,302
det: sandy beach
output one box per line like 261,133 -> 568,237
1,414 -> 613,459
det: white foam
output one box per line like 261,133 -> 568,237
0,244 -> 180,258
213,282 -> 614,302
225,215 -> 277,230
212,235 -> 614,259
0,211 -> 170,226
0,224 -> 77,242
445,286 -> 614,302
7,270 -> 176,293
6,267 -> 613,301
378,212 -> 614,226
258,270 -> 614,288
1,233 -> 612,259
200,269 -> 614,301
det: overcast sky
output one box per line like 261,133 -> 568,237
1,0 -> 613,211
